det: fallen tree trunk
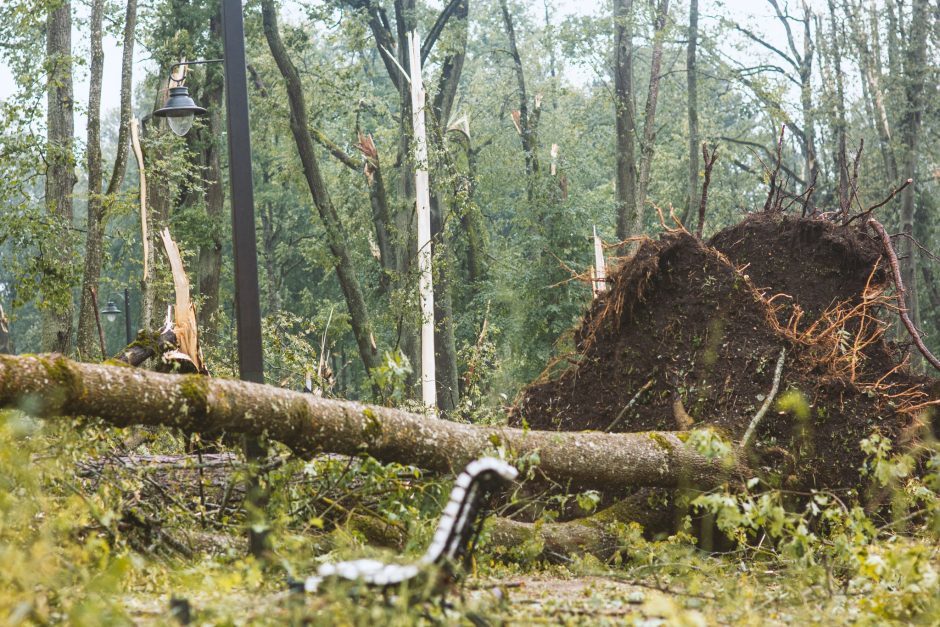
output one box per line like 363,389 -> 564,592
112,325 -> 177,367
489,493 -> 674,562
0,354 -> 738,492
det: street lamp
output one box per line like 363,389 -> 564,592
154,85 -> 207,136
101,300 -> 121,324
153,0 -> 266,556
100,289 -> 134,345
153,58 -> 219,136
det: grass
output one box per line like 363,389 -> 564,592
0,410 -> 937,625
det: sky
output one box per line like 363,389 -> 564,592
0,0 -> 814,137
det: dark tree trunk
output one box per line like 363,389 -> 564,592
613,0 -> 638,240
76,0 -> 106,360
262,0 -> 380,377
197,68 -> 225,336
499,0 -> 541,203
77,0 -> 137,360
683,0 -> 699,228
426,0 -> 469,414
631,0 -> 670,236
898,0 -> 929,346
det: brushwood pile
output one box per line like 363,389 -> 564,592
513,213 -> 939,492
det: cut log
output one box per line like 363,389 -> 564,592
0,354 -> 739,493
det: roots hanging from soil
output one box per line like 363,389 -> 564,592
513,212 -> 936,495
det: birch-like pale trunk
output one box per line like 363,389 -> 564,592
129,119 -> 152,332
408,30 -> 437,413
593,226 -> 607,296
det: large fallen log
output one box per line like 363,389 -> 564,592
0,354 -> 739,492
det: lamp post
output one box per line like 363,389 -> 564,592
153,0 -> 267,556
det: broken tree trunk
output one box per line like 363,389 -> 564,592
0,354 -> 738,492
407,30 -> 437,413
489,493 -> 673,562
112,308 -> 177,367
159,228 -> 204,373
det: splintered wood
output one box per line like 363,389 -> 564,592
159,228 -> 204,373
130,118 -> 148,281
593,226 -> 607,296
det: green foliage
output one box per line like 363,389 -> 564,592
368,350 -> 413,406
691,431 -> 940,622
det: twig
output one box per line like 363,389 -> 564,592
763,125 -> 785,213
868,218 -> 940,372
741,348 -> 786,450
837,139 -> 863,219
844,178 -> 912,226
697,143 -> 718,239
606,379 -> 654,432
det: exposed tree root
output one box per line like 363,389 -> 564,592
868,218 -> 940,372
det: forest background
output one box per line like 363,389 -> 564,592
2,0 -> 937,411
0,0 -> 939,623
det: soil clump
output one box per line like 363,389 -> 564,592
512,213 -> 936,491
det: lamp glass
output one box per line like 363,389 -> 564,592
168,114 -> 195,137
106,312 -> 118,323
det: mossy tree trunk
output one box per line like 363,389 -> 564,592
41,0 -> 77,354
0,354 -> 738,493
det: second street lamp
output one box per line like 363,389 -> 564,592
101,300 -> 121,324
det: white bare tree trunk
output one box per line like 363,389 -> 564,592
408,30 -> 437,413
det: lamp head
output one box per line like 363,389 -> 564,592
154,86 -> 207,136
101,300 -> 121,324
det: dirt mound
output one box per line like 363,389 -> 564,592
512,214 -> 936,490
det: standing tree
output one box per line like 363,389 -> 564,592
683,0 -> 700,227
613,0 -> 670,240
41,0 -> 76,352
76,0 -> 138,359
897,0 -> 929,344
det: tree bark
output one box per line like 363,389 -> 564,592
500,0 -> 541,202
77,0 -> 137,360
818,4 -> 847,210
613,0 -> 637,241
41,0 -> 76,353
76,0 -> 106,360
797,2 -> 817,197
261,0 -> 380,377
0,305 -> 9,354
630,0 -> 670,238
683,0 -> 699,228
196,95 -> 224,334
0,354 -> 738,493
489,493 -> 674,561
898,0 -> 928,348
427,0 -> 469,414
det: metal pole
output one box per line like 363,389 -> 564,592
221,0 -> 267,557
221,0 -> 263,385
124,288 -> 133,345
